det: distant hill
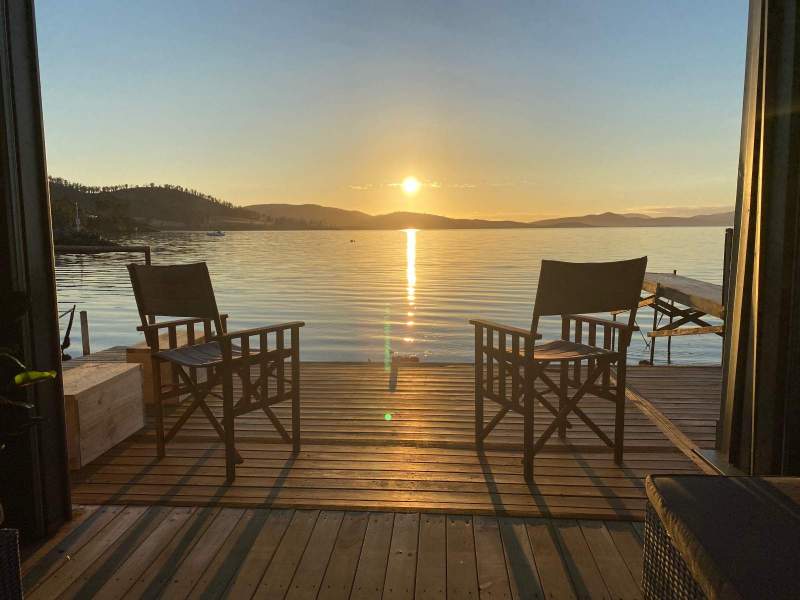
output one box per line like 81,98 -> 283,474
527,211 -> 735,228
49,178 -> 317,236
48,177 -> 734,235
247,203 -> 375,228
246,203 -> 530,229
247,203 -> 735,229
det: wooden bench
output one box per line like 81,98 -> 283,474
63,362 -> 144,470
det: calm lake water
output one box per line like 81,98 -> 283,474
55,227 -> 725,365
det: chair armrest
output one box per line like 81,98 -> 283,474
470,319 -> 542,340
136,314 -> 229,333
567,314 -> 640,332
217,321 -> 305,342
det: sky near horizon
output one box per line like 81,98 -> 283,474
37,1 -> 747,220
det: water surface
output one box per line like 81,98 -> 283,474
55,227 -> 726,365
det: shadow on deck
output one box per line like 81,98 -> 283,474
23,362 -> 721,599
70,362 -> 710,521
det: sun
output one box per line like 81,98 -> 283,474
401,176 -> 421,196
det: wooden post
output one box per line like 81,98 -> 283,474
474,326 -> 484,445
220,338 -> 236,482
722,227 -> 733,305
649,285 -> 660,365
614,355 -> 627,465
667,270 -> 676,364
291,326 -> 301,454
79,310 -> 90,356
150,333 -> 165,459
523,336 -> 534,481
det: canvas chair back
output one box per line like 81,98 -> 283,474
531,257 -> 647,334
127,262 -> 225,342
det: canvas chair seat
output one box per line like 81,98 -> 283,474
154,341 -> 291,368
529,339 -> 619,362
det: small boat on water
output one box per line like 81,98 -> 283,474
206,230 -> 225,237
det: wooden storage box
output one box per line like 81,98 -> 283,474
63,362 -> 144,470
126,330 -> 206,406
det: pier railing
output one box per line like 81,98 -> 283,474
54,244 -> 151,264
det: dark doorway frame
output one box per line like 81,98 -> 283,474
0,0 -> 71,541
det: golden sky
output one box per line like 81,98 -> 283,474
38,1 -> 746,220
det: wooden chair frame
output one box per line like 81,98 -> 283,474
471,258 -> 646,481
128,263 -> 304,482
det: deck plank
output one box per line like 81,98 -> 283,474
525,518 -> 575,600
186,508 -> 260,598
123,506 -> 221,598
474,515 -> 513,600
579,519 -> 641,599
349,512 -> 394,600
415,514 -> 447,600
92,506 -> 195,599
223,508 -> 293,598
382,512 -> 420,600
605,520 -> 645,590
553,519 -> 609,599
446,515 -> 480,599
159,507 -> 244,598
286,510 -> 345,600
626,365 -> 721,451
318,511 -> 370,600
24,505 -> 647,599
499,517 -> 544,600
26,505 -> 147,600
22,505 -> 106,587
60,504 -> 170,599
253,509 -> 319,599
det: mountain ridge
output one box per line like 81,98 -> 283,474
48,177 -> 734,233
246,203 -> 735,229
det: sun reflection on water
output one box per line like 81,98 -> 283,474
404,229 -> 417,345
406,228 -> 416,304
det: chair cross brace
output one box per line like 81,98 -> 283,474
164,364 -> 244,464
531,358 -> 615,454
477,364 -> 575,443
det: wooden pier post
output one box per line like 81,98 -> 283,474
79,310 -> 90,355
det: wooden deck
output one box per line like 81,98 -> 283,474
22,361 -> 725,598
23,504 -> 646,599
626,365 -> 722,451
70,363 -> 704,521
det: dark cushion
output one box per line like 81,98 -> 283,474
647,475 -> 800,600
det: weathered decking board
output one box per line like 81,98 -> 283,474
71,363 -> 701,521
643,272 -> 724,318
625,365 -> 722,450
61,345 -> 128,370
23,504 -> 646,599
140,363 -> 695,452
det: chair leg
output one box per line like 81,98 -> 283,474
221,362 -> 236,483
523,366 -> 534,481
151,357 -> 165,459
291,328 -> 301,454
558,361 -> 568,439
614,361 -> 626,465
474,330 -> 484,447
